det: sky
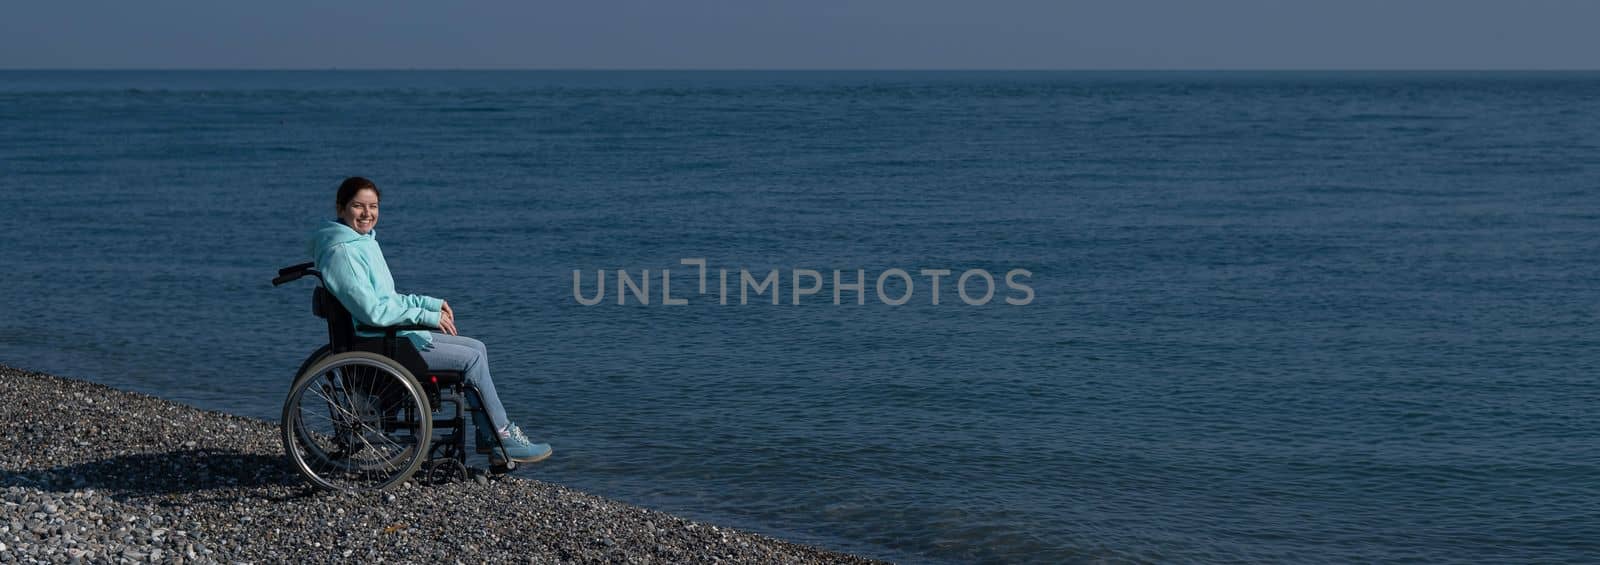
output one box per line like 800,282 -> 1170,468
3,0 -> 1598,70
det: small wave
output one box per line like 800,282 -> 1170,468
1345,113 -> 1466,122
435,106 -> 510,113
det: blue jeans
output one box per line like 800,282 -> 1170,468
417,333 -> 510,431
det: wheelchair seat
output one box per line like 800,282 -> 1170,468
421,369 -> 467,387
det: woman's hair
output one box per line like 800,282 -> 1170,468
336,177 -> 381,208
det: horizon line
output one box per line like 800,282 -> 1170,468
3,67 -> 1599,73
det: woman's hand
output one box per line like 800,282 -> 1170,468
441,300 -> 453,319
438,308 -> 458,336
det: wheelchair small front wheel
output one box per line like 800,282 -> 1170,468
281,351 -> 432,492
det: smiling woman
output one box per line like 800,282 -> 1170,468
311,176 -> 553,465
336,178 -> 380,235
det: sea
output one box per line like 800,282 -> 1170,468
1,71 -> 1597,563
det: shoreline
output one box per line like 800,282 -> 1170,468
0,364 -> 884,564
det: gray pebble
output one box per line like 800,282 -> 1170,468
0,365 -> 883,564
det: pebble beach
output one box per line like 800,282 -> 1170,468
0,364 -> 883,564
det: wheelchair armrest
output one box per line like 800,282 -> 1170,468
355,323 -> 437,363
356,323 -> 436,335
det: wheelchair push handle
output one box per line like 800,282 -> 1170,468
278,262 -> 313,277
272,262 -> 319,286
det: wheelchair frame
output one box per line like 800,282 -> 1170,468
273,262 -> 515,491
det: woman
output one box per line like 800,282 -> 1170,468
308,176 -> 551,464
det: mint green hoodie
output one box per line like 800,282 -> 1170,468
308,220 -> 442,350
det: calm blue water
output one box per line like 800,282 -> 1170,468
2,71 -> 1599,563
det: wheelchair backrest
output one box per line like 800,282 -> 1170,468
312,286 -> 358,351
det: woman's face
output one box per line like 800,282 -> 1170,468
338,188 -> 380,235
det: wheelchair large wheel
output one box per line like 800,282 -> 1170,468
282,351 -> 432,491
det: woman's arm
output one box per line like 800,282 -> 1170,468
401,293 -> 444,312
321,248 -> 442,329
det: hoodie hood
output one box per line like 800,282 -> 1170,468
308,220 -> 374,265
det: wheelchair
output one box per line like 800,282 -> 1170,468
272,262 -> 518,491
